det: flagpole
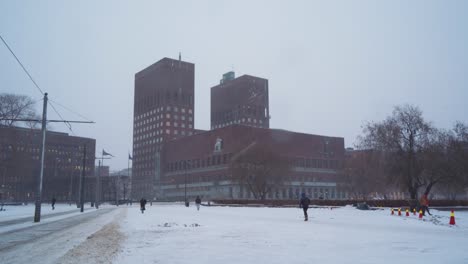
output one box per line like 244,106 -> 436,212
128,153 -> 130,203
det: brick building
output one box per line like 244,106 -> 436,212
132,57 -> 195,199
131,56 -> 347,201
211,73 -> 269,129
0,126 -> 96,203
160,125 -> 345,200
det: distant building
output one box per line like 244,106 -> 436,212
98,174 -> 131,203
95,165 -> 110,177
0,126 -> 96,202
211,73 -> 270,130
132,57 -> 195,199
160,125 -> 345,200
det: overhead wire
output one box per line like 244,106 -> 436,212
48,100 -> 75,136
1,34 -> 92,135
49,98 -> 93,122
0,34 -> 44,96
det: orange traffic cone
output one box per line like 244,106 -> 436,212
419,209 -> 423,219
398,208 -> 402,216
391,208 -> 394,215
405,209 -> 409,217
449,210 -> 456,225
413,208 -> 416,216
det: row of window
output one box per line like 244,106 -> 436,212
212,118 -> 264,129
166,153 -> 234,172
134,121 -> 193,138
135,114 -> 193,129
291,158 -> 341,170
213,105 -> 267,122
135,106 -> 193,122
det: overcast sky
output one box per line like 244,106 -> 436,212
1,0 -> 467,171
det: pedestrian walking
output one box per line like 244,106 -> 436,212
419,193 -> 431,216
51,197 -> 56,210
140,198 -> 147,214
195,196 -> 201,211
299,193 -> 311,221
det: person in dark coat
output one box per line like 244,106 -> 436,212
51,197 -> 56,210
195,196 -> 201,211
140,198 -> 147,214
299,193 -> 311,221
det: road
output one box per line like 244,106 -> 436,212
0,207 -> 124,264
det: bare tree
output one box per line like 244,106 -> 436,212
0,93 -> 39,128
344,149 -> 386,200
230,142 -> 290,200
431,122 -> 468,198
358,104 -> 433,199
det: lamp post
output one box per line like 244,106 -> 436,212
184,160 -> 190,207
67,158 -> 73,206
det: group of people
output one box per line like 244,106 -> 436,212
139,195 -> 203,213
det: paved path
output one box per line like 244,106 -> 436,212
0,207 -> 120,264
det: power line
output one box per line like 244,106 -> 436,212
48,100 -> 75,136
1,34 -> 92,134
0,34 -> 44,96
49,98 -> 93,122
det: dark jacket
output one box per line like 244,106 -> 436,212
140,199 -> 147,207
195,197 -> 201,204
299,194 -> 310,209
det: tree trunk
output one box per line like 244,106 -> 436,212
424,181 -> 436,196
409,186 -> 418,199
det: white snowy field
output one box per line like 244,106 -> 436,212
1,204 -> 467,264
117,204 -> 468,264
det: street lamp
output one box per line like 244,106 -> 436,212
184,160 -> 190,207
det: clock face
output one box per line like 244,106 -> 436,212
248,86 -> 263,99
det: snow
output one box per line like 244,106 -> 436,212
0,203 -> 112,234
1,203 -> 468,263
0,203 -> 79,222
116,204 -> 468,264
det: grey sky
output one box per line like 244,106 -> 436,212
1,0 -> 467,170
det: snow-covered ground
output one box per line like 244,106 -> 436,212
117,204 -> 468,264
0,203 -> 79,222
0,203 -> 110,234
1,203 -> 467,264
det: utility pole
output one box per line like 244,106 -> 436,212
34,93 -> 48,223
78,144 -> 86,213
96,159 -> 101,209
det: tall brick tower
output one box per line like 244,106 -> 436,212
211,72 -> 269,130
132,56 -> 195,199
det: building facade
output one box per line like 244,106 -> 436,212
132,57 -> 195,199
211,73 -> 270,130
131,56 -> 347,201
0,126 -> 96,203
160,125 -> 346,201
